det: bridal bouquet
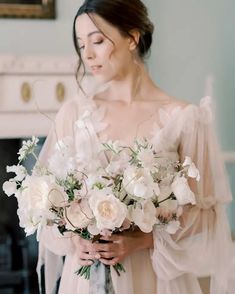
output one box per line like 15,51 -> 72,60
2,136 -> 200,279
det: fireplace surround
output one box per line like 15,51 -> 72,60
0,54 -> 84,293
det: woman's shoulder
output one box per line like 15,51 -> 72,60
55,97 -> 82,120
155,91 -> 212,118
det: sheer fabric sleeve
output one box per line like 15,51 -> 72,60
37,99 -> 80,293
151,97 -> 233,294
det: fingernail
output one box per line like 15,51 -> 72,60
95,254 -> 101,259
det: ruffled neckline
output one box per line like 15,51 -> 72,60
75,95 -> 213,149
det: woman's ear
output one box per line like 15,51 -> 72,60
128,30 -> 140,51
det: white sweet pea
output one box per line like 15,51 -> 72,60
182,156 -> 192,167
158,185 -> 178,211
49,137 -> 77,179
103,140 -> 122,154
64,199 -> 93,230
166,220 -> 180,234
2,180 -> 17,196
17,208 -> 38,236
171,176 -> 196,205
183,156 -> 200,181
18,136 -> 39,161
105,151 -> 129,175
123,166 -> 159,199
129,200 -> 156,233
137,148 -> 155,170
6,165 -> 27,181
89,192 -> 127,231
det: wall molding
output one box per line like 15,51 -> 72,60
0,54 -> 77,74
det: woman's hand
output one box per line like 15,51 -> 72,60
73,230 -> 153,266
73,236 -> 101,266
98,230 -> 153,266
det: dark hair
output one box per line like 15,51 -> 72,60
72,0 -> 154,87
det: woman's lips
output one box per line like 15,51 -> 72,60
90,65 -> 102,74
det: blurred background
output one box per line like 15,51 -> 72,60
0,0 -> 234,293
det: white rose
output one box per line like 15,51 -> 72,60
65,199 -> 93,230
123,166 -> 158,199
89,192 -> 127,231
2,180 -> 17,196
129,200 -> 156,233
171,176 -> 196,205
137,148 -> 155,170
6,165 -> 27,181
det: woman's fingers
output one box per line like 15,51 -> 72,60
78,258 -> 94,266
79,251 -> 100,260
98,251 -> 116,259
100,257 -> 119,266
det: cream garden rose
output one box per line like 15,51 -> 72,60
89,191 -> 127,231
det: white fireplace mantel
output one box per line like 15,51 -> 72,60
0,55 -> 87,139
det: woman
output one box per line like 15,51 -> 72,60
38,0 -> 233,293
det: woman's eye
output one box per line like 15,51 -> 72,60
79,45 -> 85,50
94,40 -> 104,45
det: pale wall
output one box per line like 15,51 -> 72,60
1,0 -> 235,229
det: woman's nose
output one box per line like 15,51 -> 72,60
84,45 -> 95,60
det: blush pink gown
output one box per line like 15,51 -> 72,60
38,95 -> 232,294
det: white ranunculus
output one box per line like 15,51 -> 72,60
129,200 -> 156,233
171,176 -> 196,205
6,165 -> 27,181
2,180 -> 17,196
19,175 -> 66,212
166,220 -> 180,234
89,192 -> 127,231
123,166 -> 158,199
183,156 -> 200,181
65,199 -> 93,230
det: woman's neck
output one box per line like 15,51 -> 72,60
101,63 -> 158,105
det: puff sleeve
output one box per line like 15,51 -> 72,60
151,97 -> 233,294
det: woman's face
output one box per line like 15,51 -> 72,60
75,13 -> 136,83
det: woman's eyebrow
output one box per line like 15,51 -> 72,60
77,30 -> 102,40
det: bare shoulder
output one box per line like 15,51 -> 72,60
150,88 -> 191,112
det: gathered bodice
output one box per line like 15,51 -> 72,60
74,97 -> 187,164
